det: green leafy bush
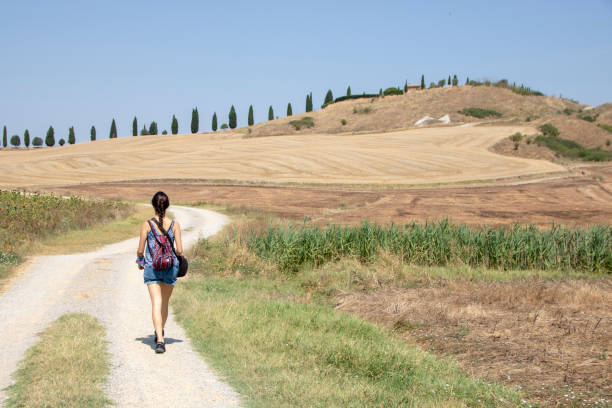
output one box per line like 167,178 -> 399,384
289,117 -> 314,131
510,132 -> 523,143
580,114 -> 597,123
596,123 -> 612,133
458,107 -> 502,118
535,135 -> 612,161
32,137 -> 43,147
539,123 -> 560,137
383,87 -> 403,96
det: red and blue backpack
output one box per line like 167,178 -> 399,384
147,219 -> 175,270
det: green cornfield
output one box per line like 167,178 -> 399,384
245,220 -> 611,274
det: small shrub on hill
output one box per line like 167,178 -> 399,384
289,117 -> 314,131
340,119 -> 347,126
221,123 -> 228,129
32,137 -> 43,147
352,106 -> 372,114
539,123 -> 560,137
383,87 -> 403,96
458,107 -> 502,118
597,123 -> 612,133
58,138 -> 65,146
580,114 -> 598,123
563,108 -> 575,115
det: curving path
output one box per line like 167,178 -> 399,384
0,206 -> 242,407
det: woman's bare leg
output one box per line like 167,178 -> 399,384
161,283 -> 174,331
147,283 -> 164,342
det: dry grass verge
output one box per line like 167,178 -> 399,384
4,313 -> 111,408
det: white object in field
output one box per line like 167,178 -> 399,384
438,114 -> 451,124
415,116 -> 434,126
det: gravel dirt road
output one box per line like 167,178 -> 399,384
0,206 -> 242,407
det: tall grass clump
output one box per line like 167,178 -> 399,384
0,191 -> 132,257
245,220 -> 611,274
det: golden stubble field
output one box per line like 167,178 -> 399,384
0,125 -> 563,188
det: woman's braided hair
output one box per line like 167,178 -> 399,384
152,191 -> 170,229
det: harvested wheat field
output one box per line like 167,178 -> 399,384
0,125 -> 563,188
45,164 -> 612,227
336,279 -> 612,406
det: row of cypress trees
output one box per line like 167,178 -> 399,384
3,76 -> 472,146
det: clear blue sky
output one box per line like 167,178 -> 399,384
1,0 -> 611,143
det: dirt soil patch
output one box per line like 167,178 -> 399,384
43,164 -> 612,227
335,279 -> 612,407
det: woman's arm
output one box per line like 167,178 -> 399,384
173,221 -> 183,255
136,221 -> 148,269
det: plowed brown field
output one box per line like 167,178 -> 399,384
0,125 -> 562,188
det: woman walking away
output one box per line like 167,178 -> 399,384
136,191 -> 183,354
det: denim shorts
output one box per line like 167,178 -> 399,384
143,263 -> 178,286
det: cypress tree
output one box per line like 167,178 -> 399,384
132,117 -> 138,136
306,92 -> 313,112
68,126 -> 75,144
90,126 -> 96,141
379,88 -> 383,96
24,129 -> 30,147
347,86 -> 351,96
268,106 -> 274,121
2,126 -> 6,147
466,77 -> 470,85
228,105 -> 237,129
140,125 -> 149,136
287,103 -> 293,116
149,121 -> 158,135
171,115 -> 178,134
212,112 -> 218,131
421,75 -> 425,89
46,126 -> 55,146
448,75 -> 451,85
404,81 -> 408,93
323,89 -> 333,107
248,105 -> 254,126
191,108 -> 199,133
109,119 -> 117,139
452,75 -> 458,86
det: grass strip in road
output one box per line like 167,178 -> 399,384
4,313 -> 111,408
174,276 -> 526,407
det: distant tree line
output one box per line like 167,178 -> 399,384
1,73 -> 544,146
